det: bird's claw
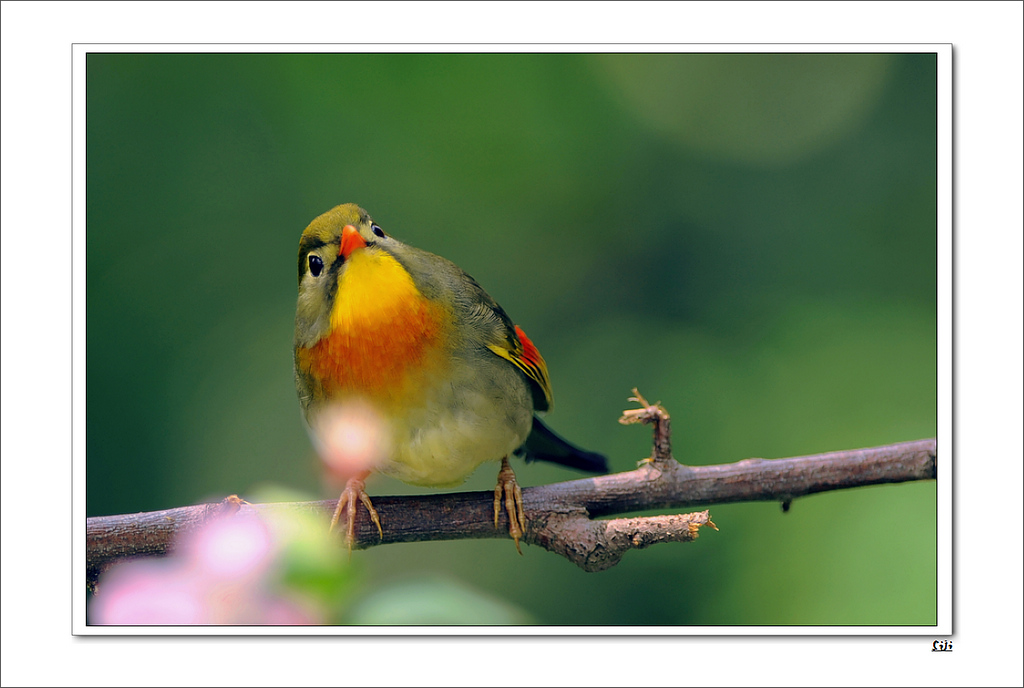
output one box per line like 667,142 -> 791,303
330,473 -> 382,552
493,456 -> 527,554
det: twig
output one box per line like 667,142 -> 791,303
87,424 -> 936,581
619,388 -> 674,464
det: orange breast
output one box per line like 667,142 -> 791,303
296,249 -> 449,409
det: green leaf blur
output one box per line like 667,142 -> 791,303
86,52 -> 938,626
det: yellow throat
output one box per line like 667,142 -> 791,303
296,248 -> 449,409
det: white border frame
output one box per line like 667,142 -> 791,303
71,43 -> 952,637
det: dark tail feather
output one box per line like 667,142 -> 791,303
519,416 -> 609,474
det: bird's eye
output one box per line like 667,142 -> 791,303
308,254 -> 324,277
371,224 -> 385,238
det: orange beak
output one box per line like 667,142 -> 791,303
339,224 -> 367,259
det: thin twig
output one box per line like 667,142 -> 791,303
619,388 -> 674,464
87,436 -> 936,580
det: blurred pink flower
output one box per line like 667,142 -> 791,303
90,558 -> 206,624
183,511 -> 273,581
310,400 -> 391,482
90,512 -> 321,625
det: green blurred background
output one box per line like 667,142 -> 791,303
86,52 -> 937,625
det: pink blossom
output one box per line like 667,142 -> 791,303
90,512 -> 322,625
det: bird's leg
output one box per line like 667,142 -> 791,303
493,456 -> 527,554
330,471 -> 383,551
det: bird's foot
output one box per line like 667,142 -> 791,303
493,456 -> 527,554
329,472 -> 383,552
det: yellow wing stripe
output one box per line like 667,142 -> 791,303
488,339 -> 553,411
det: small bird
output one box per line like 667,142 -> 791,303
294,203 -> 608,552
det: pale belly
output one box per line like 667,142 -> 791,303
385,392 -> 531,486
304,354 -> 534,488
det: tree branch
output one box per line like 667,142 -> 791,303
87,427 -> 936,582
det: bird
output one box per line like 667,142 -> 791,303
293,203 -> 608,553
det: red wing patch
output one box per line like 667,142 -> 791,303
515,326 -> 542,369
486,325 -> 554,411
512,325 -> 552,411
